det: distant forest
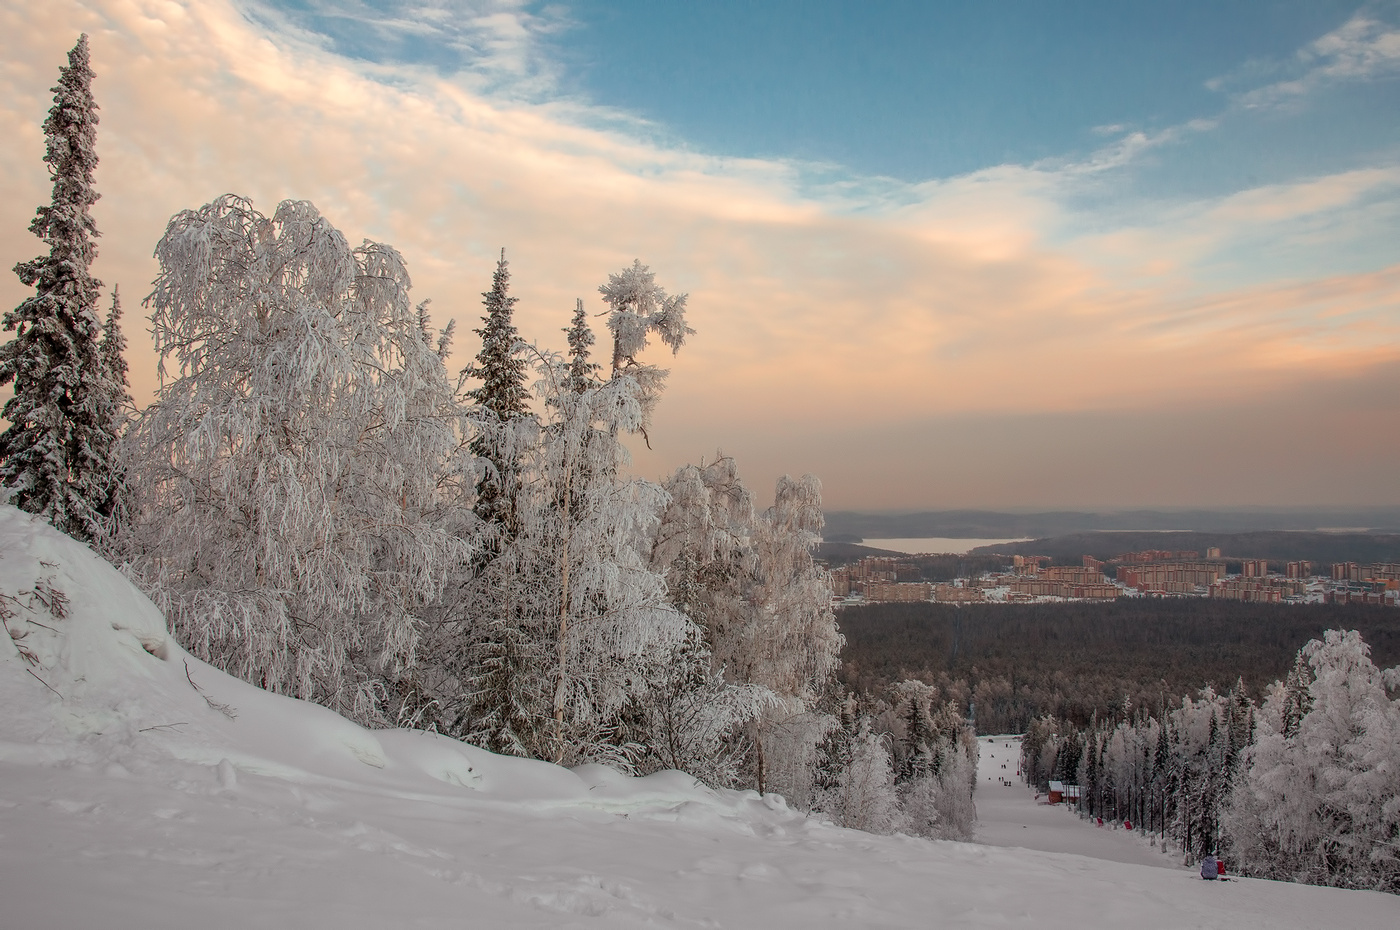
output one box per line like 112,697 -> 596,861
836,599 -> 1400,735
817,544 -> 1007,579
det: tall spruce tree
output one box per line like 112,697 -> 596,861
465,249 -> 531,534
93,286 -> 132,535
564,298 -> 599,394
0,35 -> 123,541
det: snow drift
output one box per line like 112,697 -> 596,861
2,505 -> 1398,928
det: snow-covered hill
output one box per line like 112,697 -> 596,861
1,506 -> 1397,928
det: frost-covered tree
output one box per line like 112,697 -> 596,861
812,694 -> 859,802
464,249 -> 531,536
0,35 -> 124,542
649,457 -> 842,795
1225,630 -> 1400,892
740,475 -> 843,794
98,286 -> 132,432
564,298 -> 599,394
887,686 -> 978,840
90,286 -> 133,541
1021,716 -> 1061,791
651,455 -> 757,650
452,351 -> 697,765
599,259 -> 692,439
119,196 -> 473,724
449,268 -> 697,766
830,721 -> 904,835
893,679 -> 938,780
625,627 -> 774,786
901,745 -> 978,841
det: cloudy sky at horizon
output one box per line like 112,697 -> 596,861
2,0 -> 1398,511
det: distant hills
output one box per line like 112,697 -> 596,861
814,530 -> 1400,568
823,508 -> 1400,541
969,531 -> 1400,566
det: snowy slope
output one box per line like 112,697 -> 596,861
976,737 -> 1176,869
1,506 -> 1397,928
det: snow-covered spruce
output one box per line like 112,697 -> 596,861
0,35 -> 127,543
463,248 -> 531,537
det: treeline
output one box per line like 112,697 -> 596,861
1020,630 -> 1400,893
837,599 -> 1400,733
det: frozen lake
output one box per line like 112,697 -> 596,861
853,536 -> 1031,555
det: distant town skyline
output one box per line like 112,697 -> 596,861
2,1 -> 1398,510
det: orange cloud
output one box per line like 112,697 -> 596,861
2,0 -> 1398,509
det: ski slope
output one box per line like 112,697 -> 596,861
1,505 -> 1396,928
977,736 -> 1176,869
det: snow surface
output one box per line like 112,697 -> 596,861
2,506 -> 1398,928
977,737 -> 1177,869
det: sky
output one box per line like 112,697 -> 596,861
1,0 -> 1398,512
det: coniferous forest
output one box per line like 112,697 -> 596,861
839,599 -> 1400,732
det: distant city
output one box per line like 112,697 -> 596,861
829,547 -> 1400,608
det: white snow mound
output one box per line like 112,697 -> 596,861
1,505 -> 1397,928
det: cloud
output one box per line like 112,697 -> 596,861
239,0 -> 572,96
1,0 -> 1398,509
1216,11 -> 1400,110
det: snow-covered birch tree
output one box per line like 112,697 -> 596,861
649,455 -> 843,796
1,35 -> 125,542
119,195 -> 474,724
744,475 -> 844,795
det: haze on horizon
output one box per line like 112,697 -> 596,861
2,1 -> 1398,512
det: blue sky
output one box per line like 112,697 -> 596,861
247,0 -> 1400,288
3,1 -> 1400,508
258,1 -> 1387,182
562,1 -> 1369,179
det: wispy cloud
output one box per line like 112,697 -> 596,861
1211,10 -> 1400,109
239,0 -> 572,97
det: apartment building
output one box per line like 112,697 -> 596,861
1210,577 -> 1303,603
933,583 -> 985,604
1008,577 -> 1118,599
863,581 -> 934,603
1117,561 -> 1226,592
